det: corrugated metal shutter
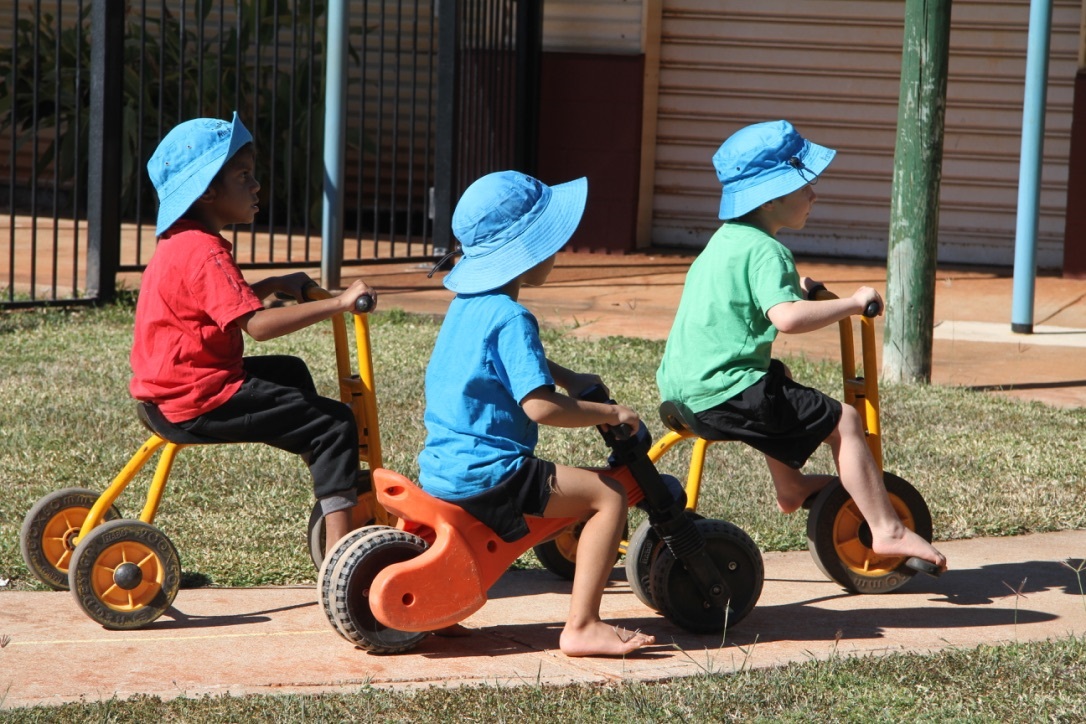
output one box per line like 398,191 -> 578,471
652,0 -> 1080,269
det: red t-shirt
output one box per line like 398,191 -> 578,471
129,221 -> 264,422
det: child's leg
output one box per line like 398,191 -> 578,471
826,406 -> 946,569
764,457 -> 835,513
322,494 -> 376,557
542,464 -> 655,656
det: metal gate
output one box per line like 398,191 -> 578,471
432,0 -> 542,255
1,0 -> 541,307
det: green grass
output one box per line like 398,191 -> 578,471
3,637 -> 1085,721
2,302 -> 1085,719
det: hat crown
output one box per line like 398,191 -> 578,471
146,112 -> 252,235
452,172 -> 552,258
714,120 -> 807,186
711,119 -> 835,220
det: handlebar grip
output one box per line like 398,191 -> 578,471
354,293 -> 375,314
806,283 -> 828,301
863,299 -> 882,318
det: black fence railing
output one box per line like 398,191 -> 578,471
1,0 -> 443,307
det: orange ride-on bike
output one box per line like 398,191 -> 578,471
318,385 -> 765,654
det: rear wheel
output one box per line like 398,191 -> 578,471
806,473 -> 933,593
20,488 -> 122,590
317,525 -> 393,637
325,528 -> 429,654
532,520 -> 628,581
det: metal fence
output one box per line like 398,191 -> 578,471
1,0 -> 443,307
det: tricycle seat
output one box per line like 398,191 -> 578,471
658,400 -> 734,442
136,402 -> 223,446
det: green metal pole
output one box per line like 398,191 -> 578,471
883,0 -> 952,384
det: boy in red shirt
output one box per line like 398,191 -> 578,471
131,112 -> 375,557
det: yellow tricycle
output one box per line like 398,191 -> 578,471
18,285 -> 392,629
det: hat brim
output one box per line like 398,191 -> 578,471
443,176 -> 587,294
155,112 -> 253,235
718,141 -> 835,220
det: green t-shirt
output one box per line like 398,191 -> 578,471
656,222 -> 804,412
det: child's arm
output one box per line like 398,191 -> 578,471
546,360 -> 603,399
248,271 -> 314,302
236,277 -> 376,342
767,283 -> 882,335
520,385 -> 640,430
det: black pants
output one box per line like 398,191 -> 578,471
177,355 -> 362,502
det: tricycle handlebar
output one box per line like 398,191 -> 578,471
806,283 -> 881,318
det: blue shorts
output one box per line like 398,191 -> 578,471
694,359 -> 842,469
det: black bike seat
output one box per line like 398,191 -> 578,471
136,402 -> 223,446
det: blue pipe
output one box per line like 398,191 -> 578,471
1011,0 -> 1053,334
321,0 -> 348,289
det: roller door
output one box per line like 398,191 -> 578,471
651,0 -> 1080,269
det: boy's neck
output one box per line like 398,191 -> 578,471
732,215 -> 778,239
496,279 -> 523,301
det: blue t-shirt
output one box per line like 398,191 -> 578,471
417,293 -> 553,500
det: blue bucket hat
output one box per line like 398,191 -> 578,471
712,120 -> 835,220
444,171 -> 587,294
147,112 -> 253,235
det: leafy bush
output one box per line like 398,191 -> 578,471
0,0 -> 350,228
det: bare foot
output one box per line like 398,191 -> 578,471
871,525 -> 947,571
560,622 -> 655,657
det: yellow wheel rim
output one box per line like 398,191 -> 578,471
553,527 -> 580,563
40,507 -> 90,574
832,493 -> 916,577
89,540 -> 165,612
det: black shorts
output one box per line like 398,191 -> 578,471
453,457 -> 557,543
694,359 -> 841,469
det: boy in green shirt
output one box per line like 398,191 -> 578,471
658,120 -> 945,573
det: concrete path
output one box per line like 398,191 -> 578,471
2,531 -> 1084,708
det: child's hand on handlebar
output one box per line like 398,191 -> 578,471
601,403 -> 640,436
341,279 -> 378,315
851,286 -> 883,317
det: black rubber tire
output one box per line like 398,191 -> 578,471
806,472 -> 934,594
650,518 -> 764,633
68,519 -> 181,630
317,525 -> 393,637
532,520 -> 628,581
308,501 -> 326,571
325,528 -> 430,654
19,488 -> 122,591
624,512 -> 704,612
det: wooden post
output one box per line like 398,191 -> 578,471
883,0 -> 952,384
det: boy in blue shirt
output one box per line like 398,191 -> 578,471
419,171 -> 656,657
657,120 -> 945,573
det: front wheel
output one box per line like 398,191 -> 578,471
20,488 -> 122,590
68,519 -> 181,630
650,518 -> 763,633
806,472 -> 933,594
624,512 -> 704,611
